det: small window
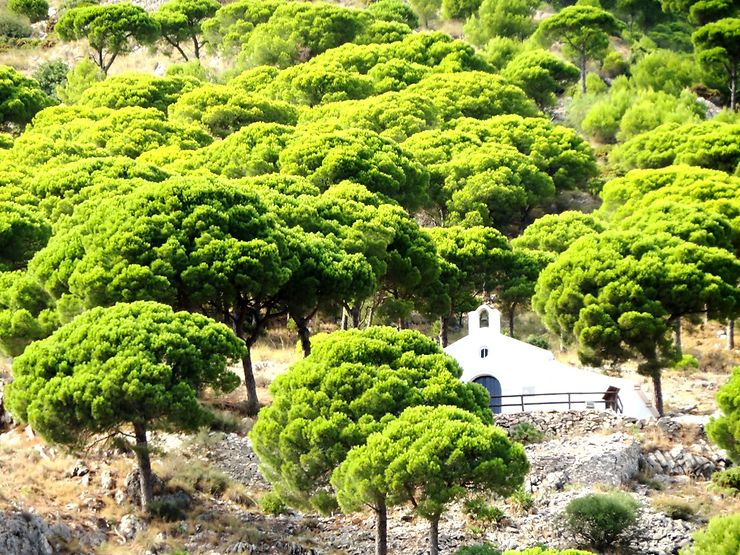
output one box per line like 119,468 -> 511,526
480,347 -> 489,358
480,311 -> 489,328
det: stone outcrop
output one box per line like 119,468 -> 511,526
0,511 -> 69,555
641,445 -> 729,479
525,433 -> 641,491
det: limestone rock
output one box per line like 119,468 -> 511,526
0,511 -> 54,555
118,513 -> 147,541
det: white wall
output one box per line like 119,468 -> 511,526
445,306 -> 656,419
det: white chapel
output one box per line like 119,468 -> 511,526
444,305 -> 657,419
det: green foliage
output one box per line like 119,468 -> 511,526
503,549 -> 593,555
332,405 -> 528,551
710,466 -> 740,494
7,0 -> 47,22
235,2 -> 371,68
0,65 -> 51,127
653,497 -> 696,520
148,498 -> 187,521
153,0 -> 220,61
0,201 -> 50,272
0,271 -> 58,357
562,492 -> 639,550
167,460 -> 231,496
250,327 -> 493,510
56,3 -> 161,74
169,84 -> 298,137
507,487 -> 534,513
367,0 -> 418,28
455,544 -> 501,555
513,211 -> 604,256
631,49 -> 701,95
481,36 -> 524,70
462,496 -> 505,526
509,422 -> 545,444
55,59 -> 103,104
464,0 -> 538,46
610,121 -> 740,173
441,0 -> 481,20
80,74 -> 199,113
683,513 -> 740,555
502,50 -> 580,108
673,354 -> 700,370
279,128 -> 429,210
0,9 -> 31,38
536,5 -> 622,93
692,18 -> 740,109
408,0 -> 440,26
5,301 -> 244,447
707,367 -> 740,464
526,335 -> 550,350
32,60 -> 69,100
259,491 -> 290,515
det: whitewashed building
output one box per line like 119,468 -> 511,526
444,305 -> 657,419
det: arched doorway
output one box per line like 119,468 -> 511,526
474,375 -> 502,414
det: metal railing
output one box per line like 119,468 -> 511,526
490,390 -> 623,413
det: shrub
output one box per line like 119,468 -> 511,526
164,460 -> 230,497
653,497 -> 696,521
561,492 -> 639,550
7,0 -> 48,22
508,487 -> 534,513
32,60 -> 68,99
526,335 -> 550,350
710,467 -> 740,495
673,354 -> 700,372
463,496 -> 505,527
683,514 -> 740,555
455,543 -> 501,555
259,491 -> 290,515
367,0 -> 418,28
503,549 -> 593,555
510,422 -> 545,445
148,498 -> 187,521
601,50 -> 629,78
0,9 -> 32,38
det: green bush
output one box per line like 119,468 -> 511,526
710,467 -> 740,495
601,50 -> 629,78
259,491 -> 290,515
367,0 -> 418,28
32,60 -> 68,99
673,354 -> 700,372
526,335 -> 550,350
653,497 -> 696,521
7,0 -> 48,22
683,514 -> 740,555
503,549 -> 593,555
508,487 -> 534,513
455,543 -> 501,555
510,422 -> 545,445
463,496 -> 505,526
562,492 -> 639,550
0,9 -> 32,38
148,498 -> 187,521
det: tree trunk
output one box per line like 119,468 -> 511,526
341,307 -> 348,330
728,319 -> 735,350
242,346 -> 259,416
350,305 -> 361,328
580,51 -> 587,95
375,499 -> 388,555
730,62 -> 737,111
133,422 -> 154,510
652,372 -> 664,416
508,307 -> 515,338
192,33 -> 201,60
296,317 -> 312,358
429,514 -> 440,555
439,315 -> 449,347
672,317 -> 681,350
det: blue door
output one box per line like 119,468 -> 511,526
474,375 -> 502,414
